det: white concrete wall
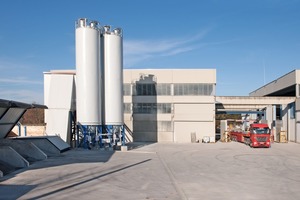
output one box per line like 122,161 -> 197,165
296,98 -> 300,143
289,118 -> 296,142
174,121 -> 214,143
124,69 -> 217,84
296,111 -> 300,143
44,73 -> 76,143
12,125 -> 45,137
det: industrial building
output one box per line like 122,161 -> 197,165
2,18 -> 300,191
44,69 -> 298,144
123,69 -> 216,143
250,70 -> 300,142
42,18 -> 299,145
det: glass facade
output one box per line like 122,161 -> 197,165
123,83 -> 131,96
125,82 -> 215,115
124,103 -> 131,113
133,103 -> 172,114
157,121 -> 172,131
129,83 -> 214,96
134,83 -> 156,96
174,83 -> 214,96
156,84 -> 171,95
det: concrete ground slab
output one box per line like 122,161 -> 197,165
1,142 -> 300,200
0,146 -> 30,176
0,146 -> 29,168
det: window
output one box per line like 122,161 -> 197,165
133,83 -> 171,96
276,105 -> 282,120
124,103 -> 131,113
290,102 -> 295,119
157,84 -> 171,95
174,84 -> 214,96
157,103 -> 171,113
123,84 -> 131,96
134,83 -> 156,96
133,103 -> 172,114
157,121 -> 172,132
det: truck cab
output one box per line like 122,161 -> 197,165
244,123 -> 271,148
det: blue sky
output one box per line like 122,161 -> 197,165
0,0 -> 300,103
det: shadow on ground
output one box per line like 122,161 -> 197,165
126,142 -> 156,150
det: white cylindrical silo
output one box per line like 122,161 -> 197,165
103,27 -> 124,125
75,18 -> 102,125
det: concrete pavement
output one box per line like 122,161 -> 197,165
1,142 -> 300,200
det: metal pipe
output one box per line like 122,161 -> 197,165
24,126 -> 27,136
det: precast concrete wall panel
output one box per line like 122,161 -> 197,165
289,119 -> 296,142
45,109 -> 71,143
158,132 -> 173,142
124,69 -> 217,84
174,121 -> 214,143
172,69 -> 216,83
47,75 -> 75,110
44,74 -> 51,106
297,111 -> 300,143
173,103 -> 214,121
44,74 -> 75,143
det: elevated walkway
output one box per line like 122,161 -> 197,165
216,96 -> 295,113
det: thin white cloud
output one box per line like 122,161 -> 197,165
0,89 -> 43,104
0,58 -> 44,103
0,78 -> 43,85
0,57 -> 32,70
123,29 -> 210,67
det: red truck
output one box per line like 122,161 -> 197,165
230,123 -> 271,148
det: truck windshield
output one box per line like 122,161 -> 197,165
252,128 -> 269,134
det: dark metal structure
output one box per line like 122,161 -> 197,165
0,99 -> 47,139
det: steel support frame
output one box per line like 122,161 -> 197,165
76,124 -> 125,149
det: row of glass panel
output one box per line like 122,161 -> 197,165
124,83 -> 215,96
124,103 -> 171,114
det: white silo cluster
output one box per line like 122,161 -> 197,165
75,18 -> 124,149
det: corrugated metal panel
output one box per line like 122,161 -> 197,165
0,108 -> 26,138
0,108 -> 25,123
0,99 -> 47,139
0,124 -> 14,138
0,107 -> 8,118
